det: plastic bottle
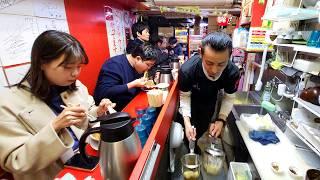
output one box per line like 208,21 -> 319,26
261,82 -> 272,102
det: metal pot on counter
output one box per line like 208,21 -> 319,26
79,112 -> 142,180
159,65 -> 173,84
169,55 -> 180,70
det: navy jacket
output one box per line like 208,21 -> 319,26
94,54 -> 142,111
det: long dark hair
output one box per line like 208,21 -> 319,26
18,30 -> 88,101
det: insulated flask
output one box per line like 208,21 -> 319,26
79,112 -> 142,180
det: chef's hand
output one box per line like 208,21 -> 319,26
209,121 -> 224,138
96,98 -> 116,116
52,106 -> 86,132
127,78 -> 147,89
183,117 -> 196,141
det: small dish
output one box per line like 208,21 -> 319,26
88,137 -> 99,150
289,166 -> 303,179
89,123 -> 100,142
271,162 -> 283,174
156,83 -> 169,90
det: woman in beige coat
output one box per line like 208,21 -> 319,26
0,30 -> 115,180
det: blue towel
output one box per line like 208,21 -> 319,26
249,130 -> 280,145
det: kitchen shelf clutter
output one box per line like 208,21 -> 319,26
288,97 -> 320,157
262,6 -> 320,21
273,43 -> 320,55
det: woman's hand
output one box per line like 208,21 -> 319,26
52,106 -> 86,132
96,98 -> 116,116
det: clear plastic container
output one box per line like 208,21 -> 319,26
227,162 -> 252,180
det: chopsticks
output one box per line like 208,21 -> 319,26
60,105 -> 97,121
60,104 -> 117,120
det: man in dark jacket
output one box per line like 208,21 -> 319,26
126,22 -> 150,54
94,44 -> 157,111
168,36 -> 183,56
178,32 -> 240,151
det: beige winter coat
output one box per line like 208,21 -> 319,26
0,80 -> 98,180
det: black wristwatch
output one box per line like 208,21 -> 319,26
215,118 -> 226,126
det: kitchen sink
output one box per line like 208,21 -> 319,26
231,105 -> 268,120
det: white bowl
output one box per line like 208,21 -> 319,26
170,122 -> 184,148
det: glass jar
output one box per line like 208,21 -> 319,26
181,154 -> 201,180
202,147 -> 225,176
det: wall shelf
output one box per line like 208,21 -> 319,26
287,121 -> 320,157
262,6 -> 320,21
273,43 -> 320,55
294,97 -> 320,117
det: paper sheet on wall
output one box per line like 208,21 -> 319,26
0,0 -> 69,89
0,0 -> 34,16
37,18 -> 69,33
0,66 -> 8,87
105,6 -> 127,57
0,14 -> 38,66
33,0 -> 67,19
0,0 -> 66,19
0,0 -> 69,67
4,63 -> 30,86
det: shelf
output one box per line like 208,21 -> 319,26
294,45 -> 320,55
281,62 -> 293,67
262,6 -> 320,21
237,47 -> 274,52
287,121 -> 320,157
294,97 -> 320,117
274,43 -> 320,55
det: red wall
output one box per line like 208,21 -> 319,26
64,0 -> 141,94
251,0 -> 267,27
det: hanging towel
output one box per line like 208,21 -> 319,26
249,130 -> 280,145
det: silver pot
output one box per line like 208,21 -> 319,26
159,67 -> 173,84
